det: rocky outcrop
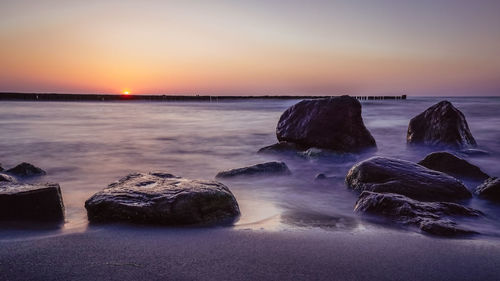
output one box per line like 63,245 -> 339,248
85,172 -> 240,225
355,191 -> 481,236
407,101 -> 476,149
418,152 -> 489,181
275,96 -> 376,153
6,162 -> 46,177
216,162 -> 290,178
0,174 -> 16,182
475,177 -> 500,201
0,182 -> 64,221
346,157 -> 471,202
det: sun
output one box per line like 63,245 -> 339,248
122,90 -> 131,95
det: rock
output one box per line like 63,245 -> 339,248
0,163 -> 3,171
216,162 -> 291,178
407,101 -> 476,149
276,95 -> 376,153
0,174 -> 16,182
346,156 -> 471,202
475,177 -> 500,201
355,191 -> 481,236
6,162 -> 46,177
258,141 -> 304,154
418,152 -> 489,181
315,173 -> 327,180
314,173 -> 343,181
85,172 -> 240,225
0,182 -> 64,221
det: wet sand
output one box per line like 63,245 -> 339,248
1,226 -> 499,281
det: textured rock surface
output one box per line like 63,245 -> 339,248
346,157 -> 471,202
276,96 -> 376,152
6,162 -> 46,177
0,182 -> 64,221
216,162 -> 291,178
475,177 -> 500,201
85,172 -> 240,225
418,152 -> 489,181
407,101 -> 476,149
0,173 -> 16,182
355,191 -> 481,236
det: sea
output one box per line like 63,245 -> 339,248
1,96 -> 500,239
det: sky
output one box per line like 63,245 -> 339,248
0,0 -> 499,96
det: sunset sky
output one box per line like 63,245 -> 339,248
1,0 -> 499,96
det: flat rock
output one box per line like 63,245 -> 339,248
276,95 -> 376,153
6,162 -> 46,177
475,177 -> 500,201
355,191 -> 481,236
216,161 -> 291,178
346,156 -> 471,202
407,101 -> 476,149
418,152 -> 489,181
0,173 -> 16,182
85,172 -> 240,225
0,182 -> 64,221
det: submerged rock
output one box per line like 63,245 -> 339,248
418,152 -> 489,181
458,149 -> 490,157
276,95 -> 376,153
0,182 -> 64,221
258,141 -> 304,154
355,191 -> 481,236
475,177 -> 500,201
0,163 -> 3,171
215,161 -> 291,178
346,157 -> 471,202
6,162 -> 46,177
0,174 -> 16,182
407,101 -> 476,149
85,172 -> 240,225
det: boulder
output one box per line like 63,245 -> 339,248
275,95 -> 376,153
418,152 -> 489,181
6,162 -> 46,177
407,101 -> 476,149
346,157 -> 471,202
0,174 -> 16,182
355,191 -> 481,236
216,161 -> 291,178
85,172 -> 240,225
0,182 -> 64,221
475,177 -> 500,201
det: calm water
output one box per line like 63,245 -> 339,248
1,97 -> 500,238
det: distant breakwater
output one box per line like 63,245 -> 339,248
0,93 -> 407,102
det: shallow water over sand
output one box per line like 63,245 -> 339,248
1,97 -> 500,238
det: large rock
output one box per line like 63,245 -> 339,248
346,157 -> 471,202
216,162 -> 291,178
6,162 -> 46,177
0,182 -> 64,221
275,95 -> 376,153
85,172 -> 240,225
418,152 -> 489,181
407,101 -> 476,149
475,177 -> 500,201
355,191 -> 481,236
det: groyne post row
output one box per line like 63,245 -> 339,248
0,93 -> 407,102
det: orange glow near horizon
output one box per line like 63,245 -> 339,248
123,90 -> 130,96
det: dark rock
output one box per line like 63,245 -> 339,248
6,162 -> 46,177
346,156 -> 471,202
407,101 -> 476,149
314,173 -> 343,181
216,162 -> 291,178
0,163 -> 3,171
418,152 -> 489,181
315,173 -> 327,180
0,182 -> 64,221
0,174 -> 16,182
475,177 -> 500,201
276,95 -> 376,153
355,191 -> 481,236
258,141 -> 304,154
85,172 -> 240,225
